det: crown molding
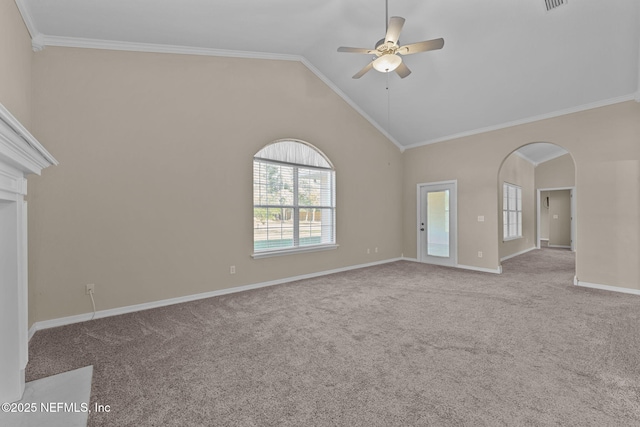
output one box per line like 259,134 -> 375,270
529,150 -> 569,166
513,148 -> 568,167
40,35 -> 302,62
13,0 -> 43,50
30,33 -> 46,51
404,93 -> 639,151
299,58 -> 404,152
512,150 -> 536,166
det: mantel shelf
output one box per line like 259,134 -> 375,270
0,103 -> 57,176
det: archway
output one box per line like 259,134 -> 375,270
497,142 -> 576,274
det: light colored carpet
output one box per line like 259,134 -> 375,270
27,249 -> 640,426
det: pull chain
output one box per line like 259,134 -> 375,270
386,72 -> 390,133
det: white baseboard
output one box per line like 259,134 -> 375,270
28,324 -> 37,341
400,257 -> 501,274
548,245 -> 571,249
500,246 -> 537,262
574,277 -> 640,296
457,264 -> 502,274
29,257 -> 403,338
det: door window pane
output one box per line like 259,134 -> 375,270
427,190 -> 450,257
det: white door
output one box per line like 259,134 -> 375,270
418,181 -> 457,266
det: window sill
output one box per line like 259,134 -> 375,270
252,244 -> 339,259
503,236 -> 522,242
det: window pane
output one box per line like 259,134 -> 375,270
503,212 -> 509,237
298,208 -> 318,245
256,140 -> 331,169
253,162 -> 267,206
508,186 -> 516,211
298,208 -> 335,246
254,160 -> 295,206
254,207 -> 295,251
509,212 -> 517,237
517,212 -> 522,236
263,163 -> 294,206
318,208 -> 335,245
503,184 -> 508,209
298,168 -> 333,208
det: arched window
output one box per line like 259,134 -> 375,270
252,139 -> 336,256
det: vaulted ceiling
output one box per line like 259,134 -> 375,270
17,0 -> 640,150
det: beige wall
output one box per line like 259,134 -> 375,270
0,0 -> 32,126
498,153 -> 535,260
536,153 -> 575,189
548,190 -> 571,247
29,47 -> 403,322
403,101 -> 640,289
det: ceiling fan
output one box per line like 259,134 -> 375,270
337,3 -> 444,79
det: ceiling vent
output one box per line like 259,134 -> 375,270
545,0 -> 566,11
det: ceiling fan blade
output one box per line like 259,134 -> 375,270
352,62 -> 374,79
395,62 -> 411,79
385,16 -> 405,45
398,38 -> 444,55
338,47 -> 376,54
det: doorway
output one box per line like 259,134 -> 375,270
497,142 -> 576,278
537,187 -> 575,251
417,181 -> 457,267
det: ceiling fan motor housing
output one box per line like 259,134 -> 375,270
375,38 -> 399,54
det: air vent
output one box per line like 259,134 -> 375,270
545,0 -> 566,11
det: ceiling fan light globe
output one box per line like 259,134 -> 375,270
372,54 -> 402,73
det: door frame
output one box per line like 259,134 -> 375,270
536,187 -> 575,251
417,180 -> 458,266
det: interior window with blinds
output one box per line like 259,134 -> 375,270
253,140 -> 336,255
503,182 -> 522,240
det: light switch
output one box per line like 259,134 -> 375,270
478,216 -> 484,222
553,214 -> 558,219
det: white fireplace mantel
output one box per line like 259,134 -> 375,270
0,102 -> 57,403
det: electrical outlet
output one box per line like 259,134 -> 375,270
230,265 -> 236,274
85,284 -> 95,295
375,247 -> 378,253
478,216 -> 485,222
367,248 -> 370,254
478,251 -> 483,258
